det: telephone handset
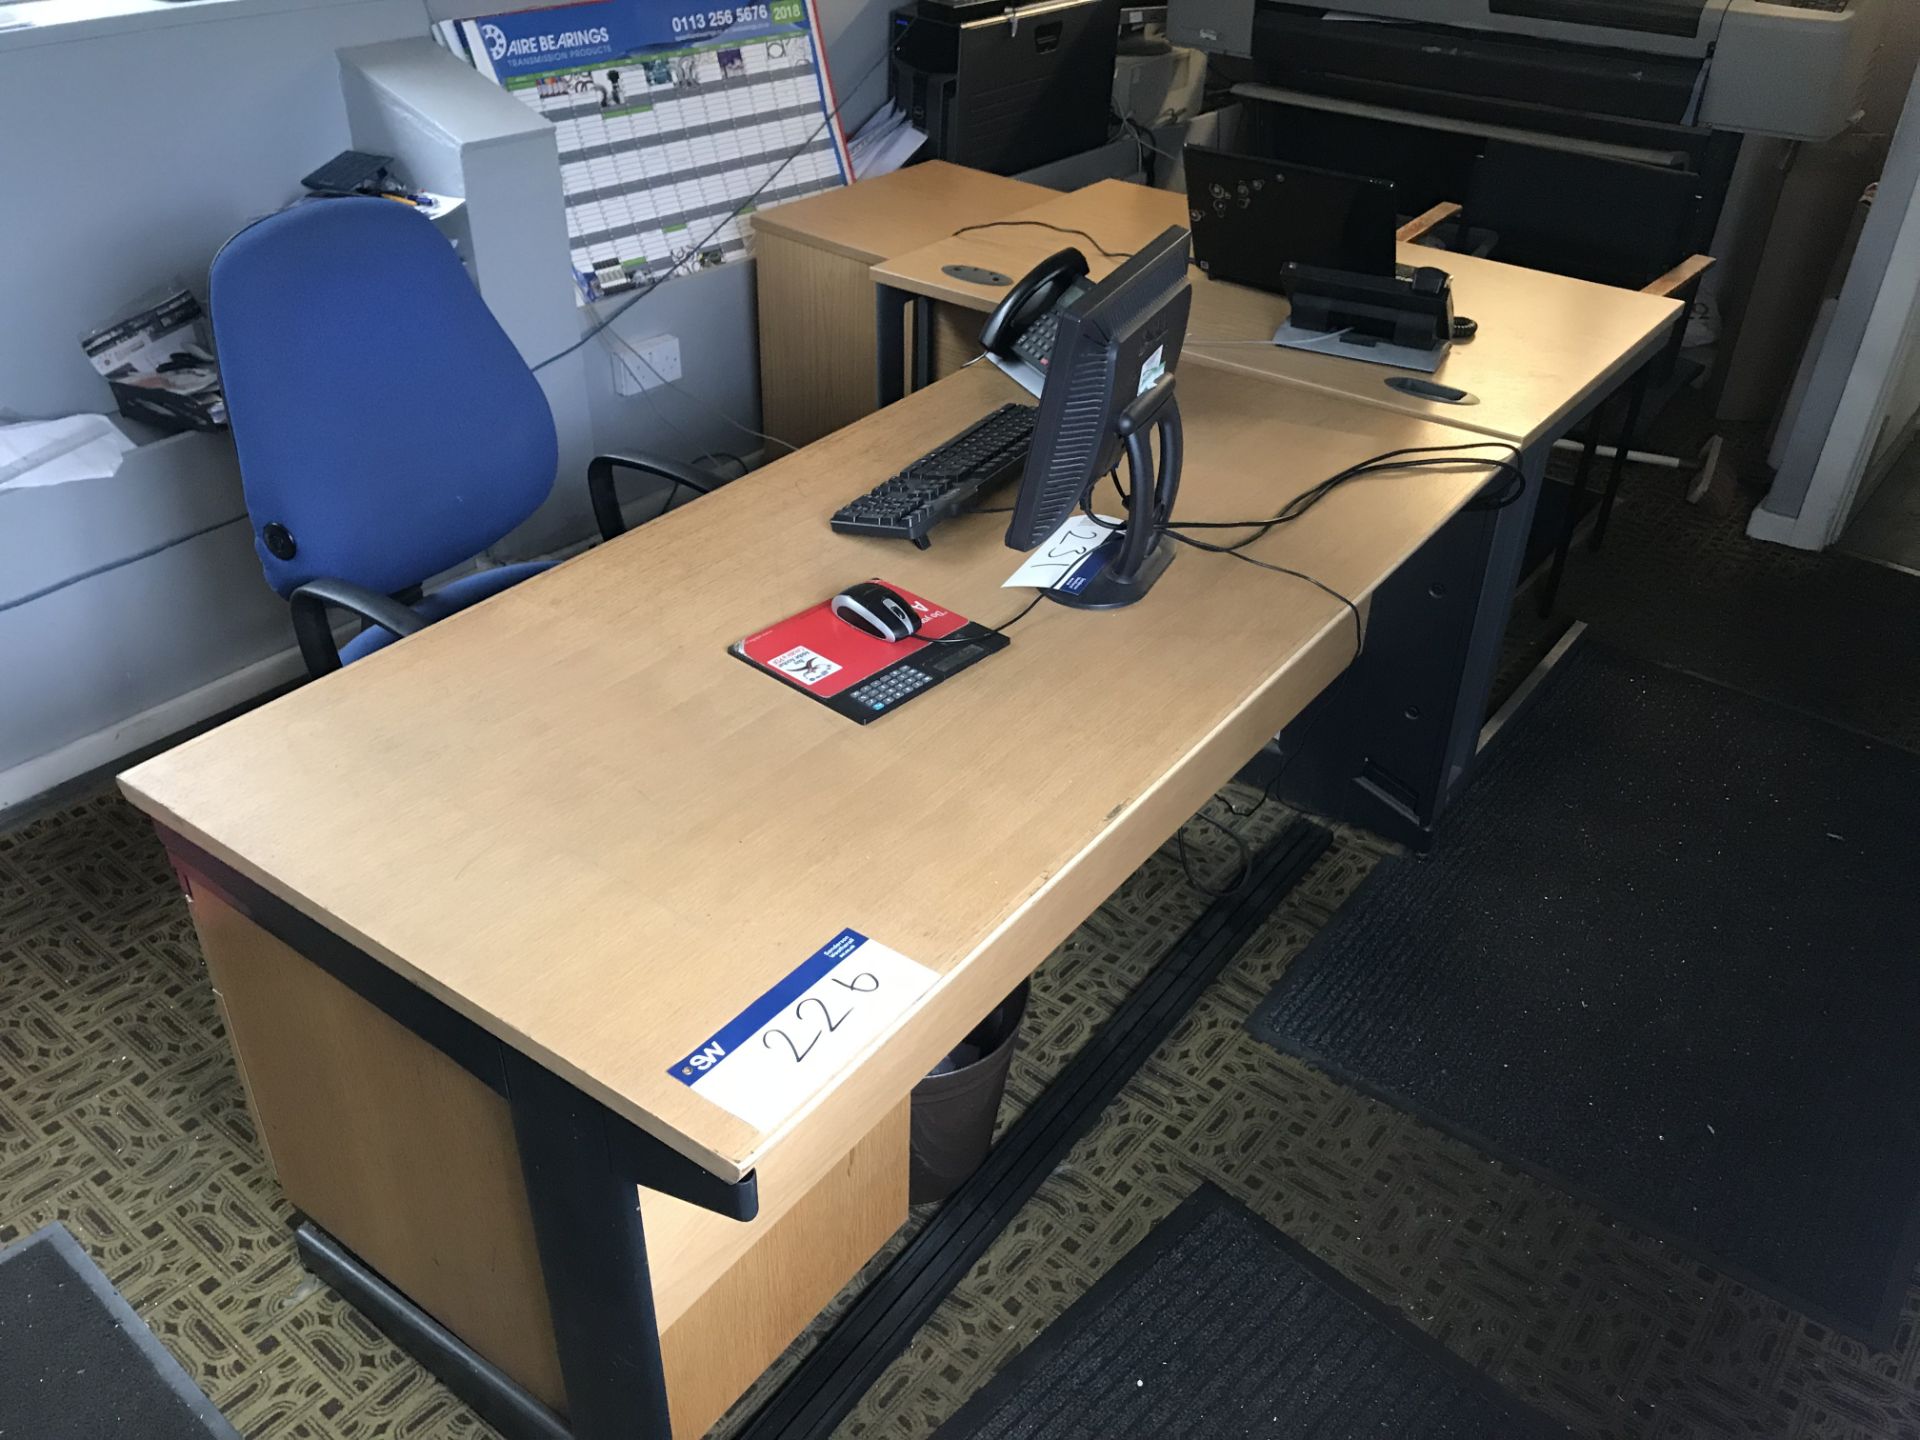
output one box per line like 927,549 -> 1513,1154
979,248 -> 1092,375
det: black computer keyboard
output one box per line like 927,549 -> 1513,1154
830,402 -> 1037,548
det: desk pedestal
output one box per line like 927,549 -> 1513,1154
758,230 -> 986,446
182,872 -> 908,1439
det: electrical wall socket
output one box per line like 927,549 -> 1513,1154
612,334 -> 682,395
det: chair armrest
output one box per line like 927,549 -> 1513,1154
289,578 -> 424,678
1642,253 -> 1715,299
587,452 -> 718,540
1397,201 -> 1462,245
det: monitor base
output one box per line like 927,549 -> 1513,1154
1043,531 -> 1176,610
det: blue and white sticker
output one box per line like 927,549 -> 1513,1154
1003,513 -> 1122,592
669,929 -> 937,1129
1137,343 -> 1167,397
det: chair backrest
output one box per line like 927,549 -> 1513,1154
211,197 -> 558,599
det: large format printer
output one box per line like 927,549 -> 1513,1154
1170,0 -> 1886,142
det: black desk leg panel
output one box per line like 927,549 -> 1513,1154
295,1221 -> 571,1440
1437,439 -> 1550,800
873,284 -> 934,408
912,295 -> 933,393
1275,441 -> 1548,849
507,1049 -> 674,1440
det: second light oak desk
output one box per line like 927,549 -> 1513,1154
118,360 -> 1504,1440
871,178 -> 1681,450
748,161 -> 1048,446
872,178 -> 1681,844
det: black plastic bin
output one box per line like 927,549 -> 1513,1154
909,981 -> 1029,1204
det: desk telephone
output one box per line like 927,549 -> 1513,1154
980,248 -> 1091,374
825,247 -> 1096,549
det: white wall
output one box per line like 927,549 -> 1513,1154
0,0 -> 436,805
0,0 -> 895,808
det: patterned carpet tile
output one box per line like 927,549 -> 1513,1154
0,792 -> 494,1440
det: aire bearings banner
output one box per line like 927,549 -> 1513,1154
440,0 -> 850,303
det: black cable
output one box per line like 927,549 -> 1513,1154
948,220 -> 1133,263
990,443 -> 1512,893
915,590 -> 1045,644
529,35 -> 906,375
1469,464 -> 1529,510
1110,107 -> 1158,189
1168,441 -> 1525,554
1175,803 -> 1254,898
1220,687 -> 1336,825
1178,663 -> 1344,895
691,452 -> 749,479
1171,570 -> 1358,897
983,591 -> 1046,635
0,513 -> 249,616
1163,528 -> 1367,657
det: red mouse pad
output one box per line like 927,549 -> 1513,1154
731,580 -> 1009,724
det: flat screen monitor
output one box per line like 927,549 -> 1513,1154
1006,225 -> 1192,608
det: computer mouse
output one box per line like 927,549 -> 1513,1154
831,581 -> 922,641
1411,266 -> 1449,297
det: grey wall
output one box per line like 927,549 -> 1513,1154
0,433 -> 294,787
0,0 -> 435,419
491,0 -> 900,554
0,0 -> 436,799
816,0 -> 897,136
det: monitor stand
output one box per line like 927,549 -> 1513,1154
1046,375 -> 1183,611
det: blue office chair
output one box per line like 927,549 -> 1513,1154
211,196 -> 716,676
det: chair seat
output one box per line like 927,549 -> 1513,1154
337,562 -> 552,665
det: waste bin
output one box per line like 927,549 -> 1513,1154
908,981 -> 1029,1204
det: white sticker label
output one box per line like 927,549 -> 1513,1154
668,930 -> 938,1131
1003,513 -> 1123,591
1137,344 -> 1166,396
767,645 -> 841,685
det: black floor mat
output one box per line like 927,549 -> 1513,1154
1556,479 -> 1920,753
934,1185 -> 1561,1439
1248,640 -> 1920,1345
0,1223 -> 241,1439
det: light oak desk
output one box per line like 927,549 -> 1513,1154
871,178 -> 1681,449
872,178 -> 1681,842
120,361 -> 1501,1440
748,161 -> 1048,446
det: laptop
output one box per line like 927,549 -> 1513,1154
1184,146 -> 1407,295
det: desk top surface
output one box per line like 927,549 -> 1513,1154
121,362 -> 1500,1182
748,161 -> 1052,266
871,180 -> 1680,448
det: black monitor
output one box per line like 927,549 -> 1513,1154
1183,145 -> 1398,294
1005,225 -> 1192,609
